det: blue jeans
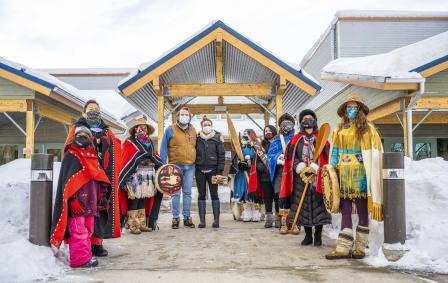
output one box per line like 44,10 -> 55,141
172,164 -> 195,219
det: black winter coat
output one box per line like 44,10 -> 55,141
195,131 -> 225,174
286,137 -> 332,227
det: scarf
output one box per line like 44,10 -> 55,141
199,130 -> 216,140
302,135 -> 316,165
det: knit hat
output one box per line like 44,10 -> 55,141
299,109 -> 317,122
337,93 -> 369,118
278,113 -> 295,126
75,126 -> 92,137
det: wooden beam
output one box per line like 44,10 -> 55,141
0,69 -> 52,96
219,28 -> 318,95
35,102 -> 75,125
122,32 -> 217,96
165,83 -> 273,97
157,92 -> 164,151
216,33 -> 223,84
375,112 -> 448,125
218,96 -> 224,105
367,99 -> 403,122
275,77 -> 286,127
420,60 -> 448,78
0,99 -> 28,112
322,76 -> 420,91
402,107 -> 408,156
414,96 -> 448,109
165,99 -> 174,111
25,101 -> 34,159
264,111 -> 269,127
185,104 -> 262,114
267,98 -> 276,110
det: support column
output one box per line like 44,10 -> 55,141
276,77 -> 286,129
406,108 -> 414,160
25,101 -> 35,159
157,94 -> 165,151
402,107 -> 408,157
264,111 -> 269,127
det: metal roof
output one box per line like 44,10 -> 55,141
117,20 -> 321,121
0,56 -> 124,130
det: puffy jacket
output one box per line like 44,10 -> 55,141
195,131 -> 225,174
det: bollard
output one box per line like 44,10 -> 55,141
29,154 -> 54,246
382,152 -> 407,261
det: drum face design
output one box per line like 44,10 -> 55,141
155,164 -> 183,196
321,164 -> 340,213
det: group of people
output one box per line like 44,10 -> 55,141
50,92 -> 384,268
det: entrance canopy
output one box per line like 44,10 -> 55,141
117,20 -> 321,132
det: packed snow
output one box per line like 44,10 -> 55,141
324,157 -> 448,274
0,156 -> 447,281
335,10 -> 448,19
322,31 -> 448,80
0,159 -> 65,282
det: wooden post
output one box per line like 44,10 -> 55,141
264,111 -> 269,127
157,93 -> 165,151
276,77 -> 286,129
402,107 -> 408,157
25,101 -> 35,159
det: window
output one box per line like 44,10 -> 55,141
415,143 -> 431,160
0,145 -> 18,165
437,138 -> 448,160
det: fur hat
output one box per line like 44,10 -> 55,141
278,113 -> 295,126
75,126 -> 92,137
129,117 -> 155,136
337,93 -> 369,118
299,109 -> 317,122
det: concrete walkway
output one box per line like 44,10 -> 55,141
63,207 -> 446,283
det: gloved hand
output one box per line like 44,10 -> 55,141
295,162 -> 306,174
69,198 -> 85,215
238,161 -> 249,171
277,154 -> 285,165
300,166 -> 316,184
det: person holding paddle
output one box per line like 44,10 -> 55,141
279,110 -> 331,246
267,113 -> 296,234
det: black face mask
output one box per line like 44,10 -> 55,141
301,119 -> 316,129
86,109 -> 101,126
73,136 -> 91,148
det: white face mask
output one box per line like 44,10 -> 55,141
202,126 -> 212,134
179,115 -> 190,125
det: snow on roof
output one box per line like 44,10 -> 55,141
0,56 -> 124,127
335,10 -> 448,19
322,31 -> 448,81
42,68 -> 134,75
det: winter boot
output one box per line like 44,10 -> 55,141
279,209 -> 290,234
128,210 -> 141,234
264,212 -> 274,228
184,216 -> 196,228
172,218 -> 180,229
232,201 -> 242,221
352,225 -> 369,259
198,200 -> 206,228
274,212 -> 281,228
252,203 -> 261,222
301,226 -> 313,245
138,209 -> 151,232
212,200 -> 220,228
242,203 -> 253,222
147,218 -> 159,231
325,228 -> 354,260
91,245 -> 108,257
260,204 -> 265,221
314,225 -> 323,246
78,257 -> 98,268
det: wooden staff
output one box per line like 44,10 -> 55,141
226,113 -> 249,182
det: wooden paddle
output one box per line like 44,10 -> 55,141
291,123 -> 331,231
226,113 -> 249,182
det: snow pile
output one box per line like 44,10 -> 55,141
0,159 -> 65,282
324,157 -> 448,274
322,31 -> 448,80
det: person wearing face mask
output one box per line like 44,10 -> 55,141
279,110 -> 331,246
267,113 -> 297,234
195,116 -> 225,228
64,100 -> 122,258
160,107 -> 197,229
118,117 -> 164,234
256,125 -> 278,228
230,129 -> 257,222
51,127 -> 111,268
326,94 -> 383,260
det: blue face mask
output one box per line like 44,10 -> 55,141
179,115 -> 190,125
346,108 -> 358,120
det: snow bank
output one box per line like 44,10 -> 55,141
0,159 -> 65,282
324,157 -> 448,274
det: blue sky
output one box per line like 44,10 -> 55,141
0,0 -> 447,69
